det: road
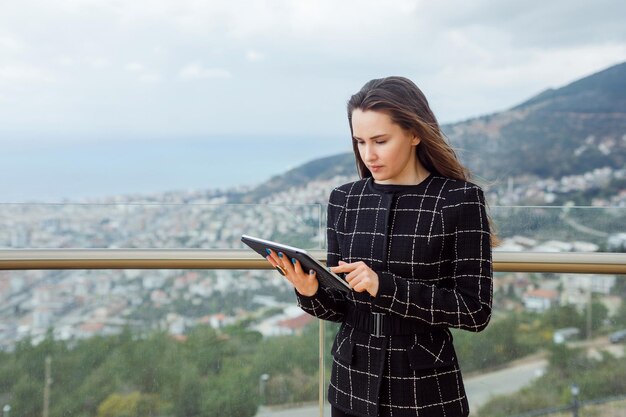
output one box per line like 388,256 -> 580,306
465,358 -> 547,412
255,359 -> 548,417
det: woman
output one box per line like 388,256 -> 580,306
266,76 -> 495,417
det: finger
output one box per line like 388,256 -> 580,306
277,264 -> 294,283
291,257 -> 303,275
344,269 -> 360,283
265,255 -> 277,268
273,251 -> 287,267
266,250 -> 292,281
277,252 -> 294,275
350,277 -> 364,292
345,273 -> 359,287
266,249 -> 280,265
330,264 -> 349,273
352,281 -> 368,293
287,257 -> 300,277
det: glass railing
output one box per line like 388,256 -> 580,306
491,205 -> 626,253
0,202 -> 324,249
2,203 -> 625,251
0,203 -> 625,417
322,271 -> 626,417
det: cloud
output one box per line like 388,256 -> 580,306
138,73 -> 161,83
0,0 -> 624,137
179,64 -> 232,80
245,50 -> 265,62
0,34 -> 24,52
428,0 -> 626,48
126,62 -> 145,72
0,64 -> 55,85
88,57 -> 111,69
124,61 -> 161,83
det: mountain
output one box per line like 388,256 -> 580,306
232,153 -> 355,203
513,62 -> 626,113
240,61 -> 626,206
445,61 -> 626,180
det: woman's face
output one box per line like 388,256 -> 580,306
351,109 -> 421,185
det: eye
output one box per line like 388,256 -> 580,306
375,141 -> 386,144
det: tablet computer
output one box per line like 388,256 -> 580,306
241,234 -> 351,293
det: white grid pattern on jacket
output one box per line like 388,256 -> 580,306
297,175 -> 493,417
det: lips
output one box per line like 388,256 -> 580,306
369,165 -> 383,171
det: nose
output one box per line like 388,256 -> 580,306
362,143 -> 377,163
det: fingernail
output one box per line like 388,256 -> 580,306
278,252 -> 283,258
292,258 -> 296,264
266,248 -> 271,255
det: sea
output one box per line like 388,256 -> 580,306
0,136 -> 352,202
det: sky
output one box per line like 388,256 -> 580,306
1,0 -> 625,200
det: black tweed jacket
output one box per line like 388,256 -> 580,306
296,173 -> 493,417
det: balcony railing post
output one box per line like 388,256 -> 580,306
571,384 -> 580,417
319,320 -> 325,417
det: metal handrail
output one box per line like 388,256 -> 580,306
0,249 -> 625,274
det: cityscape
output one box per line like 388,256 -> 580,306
1,169 -> 624,352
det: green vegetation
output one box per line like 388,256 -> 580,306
0,298 -> 622,417
477,345 -> 626,417
0,321 -> 334,417
453,300 -> 610,374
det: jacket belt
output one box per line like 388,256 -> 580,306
345,307 -> 428,337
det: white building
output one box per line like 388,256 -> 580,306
523,288 -> 560,313
560,274 -> 616,308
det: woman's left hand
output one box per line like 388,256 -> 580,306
330,260 -> 379,297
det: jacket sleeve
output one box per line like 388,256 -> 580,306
295,188 -> 348,322
371,185 -> 493,332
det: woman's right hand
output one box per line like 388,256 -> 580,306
265,249 -> 319,297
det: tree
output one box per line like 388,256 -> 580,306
97,392 -> 166,417
581,299 -> 609,333
174,365 -> 204,417
130,332 -> 181,395
0,356 -> 19,393
547,343 -> 588,379
612,300 -> 626,327
11,375 -> 43,417
201,366 -> 258,417
98,392 -> 140,417
541,304 -> 584,331
183,326 -> 226,376
452,313 -> 538,373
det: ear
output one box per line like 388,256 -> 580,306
411,135 -> 420,146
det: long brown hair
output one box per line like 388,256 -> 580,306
348,77 -> 470,181
347,76 -> 499,246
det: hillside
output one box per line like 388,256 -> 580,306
231,153 -> 355,204
446,61 -> 626,180
242,61 -> 626,206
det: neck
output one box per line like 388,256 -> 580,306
373,164 -> 431,186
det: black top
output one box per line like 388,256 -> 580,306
368,172 -> 434,194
